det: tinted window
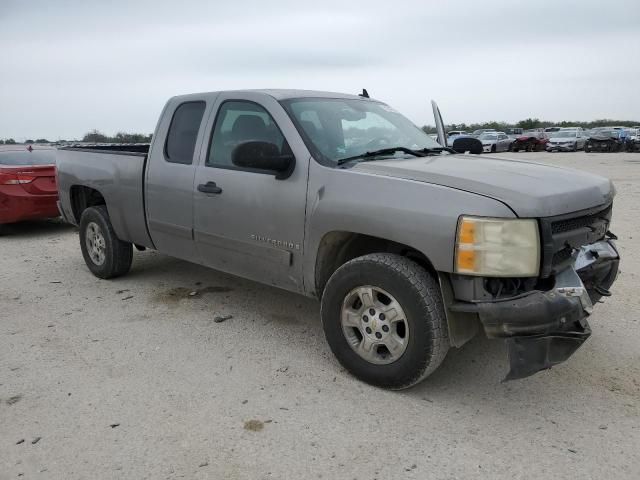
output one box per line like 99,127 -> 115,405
0,150 -> 55,165
165,101 -> 206,164
207,101 -> 288,169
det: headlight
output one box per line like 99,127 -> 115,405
454,216 -> 540,277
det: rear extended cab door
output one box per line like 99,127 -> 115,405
145,93 -> 218,262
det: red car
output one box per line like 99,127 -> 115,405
511,130 -> 550,152
0,148 -> 59,229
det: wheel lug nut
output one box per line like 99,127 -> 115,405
369,308 -> 375,316
375,332 -> 382,339
379,313 -> 386,321
382,325 -> 389,332
362,315 -> 368,322
365,327 -> 372,334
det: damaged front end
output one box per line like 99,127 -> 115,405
478,240 -> 618,380
450,239 -> 619,380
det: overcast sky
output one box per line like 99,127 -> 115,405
2,0 -> 639,140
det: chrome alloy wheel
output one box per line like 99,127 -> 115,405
341,286 -> 409,365
85,221 -> 106,266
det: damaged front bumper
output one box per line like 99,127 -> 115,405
452,239 -> 619,380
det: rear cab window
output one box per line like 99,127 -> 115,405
164,101 -> 206,164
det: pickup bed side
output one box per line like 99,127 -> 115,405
57,146 -> 154,248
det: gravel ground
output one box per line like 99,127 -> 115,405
1,151 -> 639,479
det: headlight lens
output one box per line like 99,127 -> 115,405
454,216 -> 540,277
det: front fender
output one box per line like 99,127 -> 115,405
302,161 -> 515,295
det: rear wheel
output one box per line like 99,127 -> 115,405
321,253 -> 449,389
79,206 -> 132,279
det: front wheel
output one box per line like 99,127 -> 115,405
79,206 -> 133,279
321,253 -> 449,389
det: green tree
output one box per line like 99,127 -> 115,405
5,138 -> 16,144
516,118 -> 542,129
35,138 -> 49,143
82,130 -> 108,143
25,139 -> 34,144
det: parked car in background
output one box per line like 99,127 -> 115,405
471,128 -> 496,137
478,132 -> 513,153
585,129 -> 623,152
505,128 -> 523,140
0,147 -> 59,231
447,130 -> 468,138
511,130 -> 550,152
544,127 -> 561,133
546,128 -> 587,152
626,129 -> 640,152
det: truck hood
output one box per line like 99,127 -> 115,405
353,154 -> 614,217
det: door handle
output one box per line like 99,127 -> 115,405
197,181 -> 222,194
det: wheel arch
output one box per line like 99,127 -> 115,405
69,185 -> 107,224
313,230 -> 480,349
313,231 -> 436,299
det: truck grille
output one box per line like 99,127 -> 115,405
551,204 -> 612,234
539,203 -> 612,277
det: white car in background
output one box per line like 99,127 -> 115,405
546,128 -> 587,152
478,131 -> 513,153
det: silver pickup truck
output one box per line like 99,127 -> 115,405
56,89 -> 620,389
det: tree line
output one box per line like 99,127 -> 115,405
422,118 -> 640,134
81,130 -> 152,143
0,130 -> 152,145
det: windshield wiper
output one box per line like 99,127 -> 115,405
337,147 -> 428,166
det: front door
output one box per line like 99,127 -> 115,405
192,94 -> 308,293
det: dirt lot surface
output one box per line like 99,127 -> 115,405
1,152 -> 639,479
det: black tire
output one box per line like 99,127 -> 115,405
491,144 -> 496,153
573,142 -> 578,152
79,206 -> 132,279
320,253 -> 449,389
585,142 -> 591,153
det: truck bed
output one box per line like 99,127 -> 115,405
56,145 -> 154,248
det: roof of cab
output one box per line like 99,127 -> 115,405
171,89 -> 374,102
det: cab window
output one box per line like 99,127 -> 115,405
165,101 -> 206,165
207,101 -> 289,169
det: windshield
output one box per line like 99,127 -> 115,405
479,133 -> 497,140
0,150 -> 56,165
551,131 -> 576,138
280,98 -> 442,165
594,130 -> 616,137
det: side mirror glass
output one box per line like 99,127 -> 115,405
232,141 -> 295,179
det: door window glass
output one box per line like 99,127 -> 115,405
207,101 -> 289,169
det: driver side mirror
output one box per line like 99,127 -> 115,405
232,141 -> 295,180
